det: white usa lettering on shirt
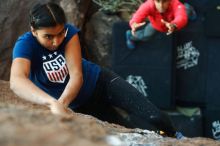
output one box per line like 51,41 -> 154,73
43,54 -> 68,83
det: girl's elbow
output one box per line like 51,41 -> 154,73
9,76 -> 22,92
9,79 -> 17,92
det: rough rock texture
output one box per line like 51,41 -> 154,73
1,80 -> 220,146
60,0 -> 92,29
84,11 -> 121,67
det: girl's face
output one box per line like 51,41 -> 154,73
31,24 -> 67,51
154,0 -> 171,13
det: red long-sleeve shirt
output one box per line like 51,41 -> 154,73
129,0 -> 188,32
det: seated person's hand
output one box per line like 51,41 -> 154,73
131,22 -> 146,36
161,19 -> 177,35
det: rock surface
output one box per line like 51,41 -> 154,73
84,11 -> 121,68
1,80 -> 220,146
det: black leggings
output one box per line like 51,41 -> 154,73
75,67 -> 176,136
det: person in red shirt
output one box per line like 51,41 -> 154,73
126,0 -> 196,49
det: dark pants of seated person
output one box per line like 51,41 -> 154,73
74,67 -> 176,137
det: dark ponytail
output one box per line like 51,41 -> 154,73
29,2 -> 66,29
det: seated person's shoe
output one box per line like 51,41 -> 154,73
175,131 -> 186,140
126,30 -> 135,50
184,3 -> 197,21
156,131 -> 186,139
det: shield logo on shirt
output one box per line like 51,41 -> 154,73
43,54 -> 68,83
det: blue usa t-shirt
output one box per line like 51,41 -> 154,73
12,24 -> 101,109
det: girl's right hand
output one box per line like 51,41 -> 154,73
49,100 -> 72,116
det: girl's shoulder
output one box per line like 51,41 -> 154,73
65,23 -> 80,35
13,32 -> 37,60
63,23 -> 80,43
15,31 -> 37,48
17,32 -> 34,42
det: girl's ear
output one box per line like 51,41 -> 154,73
31,26 -> 37,37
